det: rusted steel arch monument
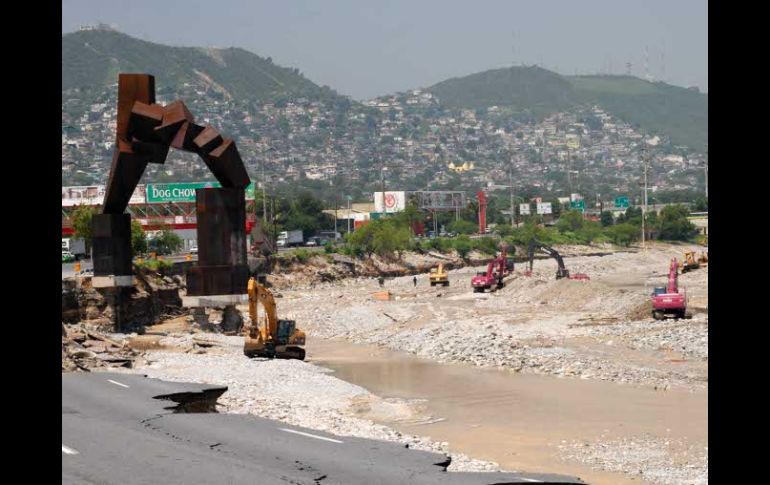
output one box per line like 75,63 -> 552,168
92,73 -> 250,296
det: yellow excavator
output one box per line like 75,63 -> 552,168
679,250 -> 701,273
429,263 -> 449,286
243,277 -> 306,360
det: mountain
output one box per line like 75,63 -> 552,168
62,28 -> 333,101
426,66 -> 708,150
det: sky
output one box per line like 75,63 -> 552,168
62,0 -> 708,100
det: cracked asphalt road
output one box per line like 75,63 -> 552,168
62,372 -> 584,484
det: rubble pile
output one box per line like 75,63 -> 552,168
62,323 -> 143,372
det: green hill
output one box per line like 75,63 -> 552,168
567,75 -> 707,151
427,67 -> 707,150
427,66 -> 578,117
62,29 -> 331,101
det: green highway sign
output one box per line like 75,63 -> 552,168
570,200 -> 585,211
146,182 -> 256,203
615,196 -> 629,208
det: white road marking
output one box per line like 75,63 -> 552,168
278,428 -> 343,443
62,445 -> 79,455
107,379 -> 130,388
519,479 -> 542,483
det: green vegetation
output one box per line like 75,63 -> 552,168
135,258 -> 173,272
147,230 -> 183,255
428,66 -> 577,119
427,68 -> 707,150
346,218 -> 413,258
62,29 -> 341,105
131,220 -> 147,255
71,206 -> 98,248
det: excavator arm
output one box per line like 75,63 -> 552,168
247,277 -> 278,343
528,239 -> 570,279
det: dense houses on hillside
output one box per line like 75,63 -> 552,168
62,83 -> 706,199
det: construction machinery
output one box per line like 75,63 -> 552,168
679,250 -> 701,273
429,263 -> 450,286
243,277 -> 306,360
471,249 -> 511,292
527,239 -> 590,280
651,258 -> 688,320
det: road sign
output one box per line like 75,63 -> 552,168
519,203 -> 531,215
615,196 -> 629,208
537,202 -> 552,215
570,200 -> 585,212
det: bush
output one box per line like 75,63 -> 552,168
576,220 -> 602,244
136,258 -> 173,272
324,242 -> 334,254
294,249 -> 312,262
606,223 -> 640,246
447,219 -> 477,235
452,236 -> 473,259
473,237 -> 499,256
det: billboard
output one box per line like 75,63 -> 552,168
519,203 -> 531,215
146,182 -> 256,203
415,191 -> 467,211
62,185 -> 146,206
537,202 -> 552,215
373,191 -> 406,213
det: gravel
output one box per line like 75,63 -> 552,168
285,244 -> 708,390
559,435 -> 708,485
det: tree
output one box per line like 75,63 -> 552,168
657,205 -> 698,241
131,220 -> 147,255
447,219 -> 477,235
148,230 -> 183,255
577,220 -> 602,244
71,206 -> 98,249
556,210 -> 584,233
600,211 -> 614,227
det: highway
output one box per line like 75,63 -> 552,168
62,372 -> 585,485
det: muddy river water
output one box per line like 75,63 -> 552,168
309,338 -> 707,485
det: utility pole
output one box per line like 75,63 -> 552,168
567,148 -> 573,195
509,164 -> 515,226
380,166 -> 387,215
346,195 -> 351,234
642,148 -> 648,250
704,145 -> 708,198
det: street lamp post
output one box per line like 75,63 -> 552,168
346,195 -> 351,234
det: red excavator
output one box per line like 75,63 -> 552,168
651,258 -> 688,320
471,248 -> 511,292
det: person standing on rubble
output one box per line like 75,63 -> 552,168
413,275 -> 417,287
378,276 -> 384,287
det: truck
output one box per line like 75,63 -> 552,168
277,230 -> 303,248
62,238 -> 87,260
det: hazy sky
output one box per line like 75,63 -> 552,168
62,0 -> 707,100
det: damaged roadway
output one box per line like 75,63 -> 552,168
62,372 -> 584,485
